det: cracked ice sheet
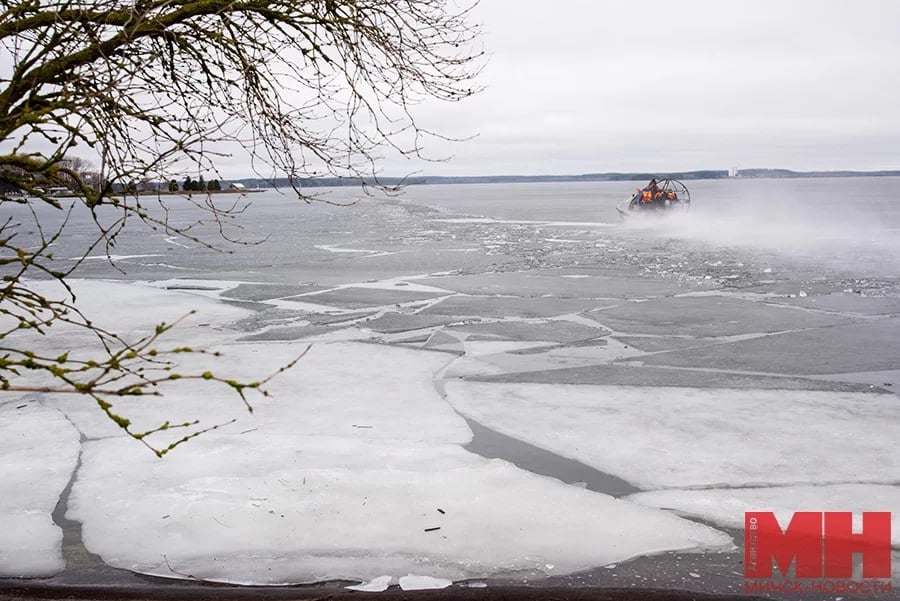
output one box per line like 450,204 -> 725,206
1,279 -> 248,359
68,342 -> 729,585
629,485 -> 900,547
446,382 -> 899,490
16,279 -> 255,440
0,403 -> 80,577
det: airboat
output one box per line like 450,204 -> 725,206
616,178 -> 691,217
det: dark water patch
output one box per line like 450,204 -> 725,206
50,436 -> 137,585
0,580 -> 770,601
219,299 -> 272,312
463,418 -> 639,498
588,295 -> 852,338
221,283 -> 325,301
164,285 -> 221,291
424,330 -> 464,349
364,312 -> 469,334
386,333 -> 432,344
541,549 -> 750,599
613,335 -> 716,353
307,311 -> 376,326
421,296 -> 603,319
468,363 -> 882,392
289,287 -> 446,308
447,320 -> 609,344
779,292 -> 900,316
637,318 -> 900,375
239,324 -> 342,341
505,343 -> 565,355
232,308 -> 310,331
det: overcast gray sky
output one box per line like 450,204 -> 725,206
4,0 -> 898,179
381,0 -> 900,176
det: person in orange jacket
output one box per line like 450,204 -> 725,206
638,178 -> 658,204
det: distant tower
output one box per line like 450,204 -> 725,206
729,167 -> 740,178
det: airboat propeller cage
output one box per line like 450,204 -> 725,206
657,178 -> 691,204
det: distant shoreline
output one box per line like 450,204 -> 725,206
30,169 -> 900,199
36,189 -> 269,199
229,168 -> 900,189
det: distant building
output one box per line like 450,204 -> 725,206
228,182 -> 246,191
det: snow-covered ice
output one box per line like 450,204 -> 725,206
446,382 -> 899,489
630,484 -> 900,547
0,403 -> 80,577
75,254 -> 164,261
2,278 -> 247,349
13,276 -> 893,586
14,279 -> 254,441
44,302 -> 729,585
399,574 -> 453,590
70,431 -> 729,584
314,244 -> 379,254
346,575 -> 393,591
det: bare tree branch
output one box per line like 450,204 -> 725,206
0,0 -> 482,453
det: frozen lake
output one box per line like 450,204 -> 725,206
2,177 -> 899,597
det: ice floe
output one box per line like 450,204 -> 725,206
445,382 -> 899,490
4,278 -> 247,344
0,403 -> 80,577
58,337 -> 729,585
336,276 -> 454,295
71,254 -> 163,261
70,434 -> 729,584
629,484 -> 900,547
314,244 -> 383,254
2,278 -> 804,585
346,575 -> 393,591
399,574 -> 453,590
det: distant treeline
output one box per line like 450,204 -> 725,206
225,168 -> 900,189
732,168 -> 900,178
230,171 -> 728,188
